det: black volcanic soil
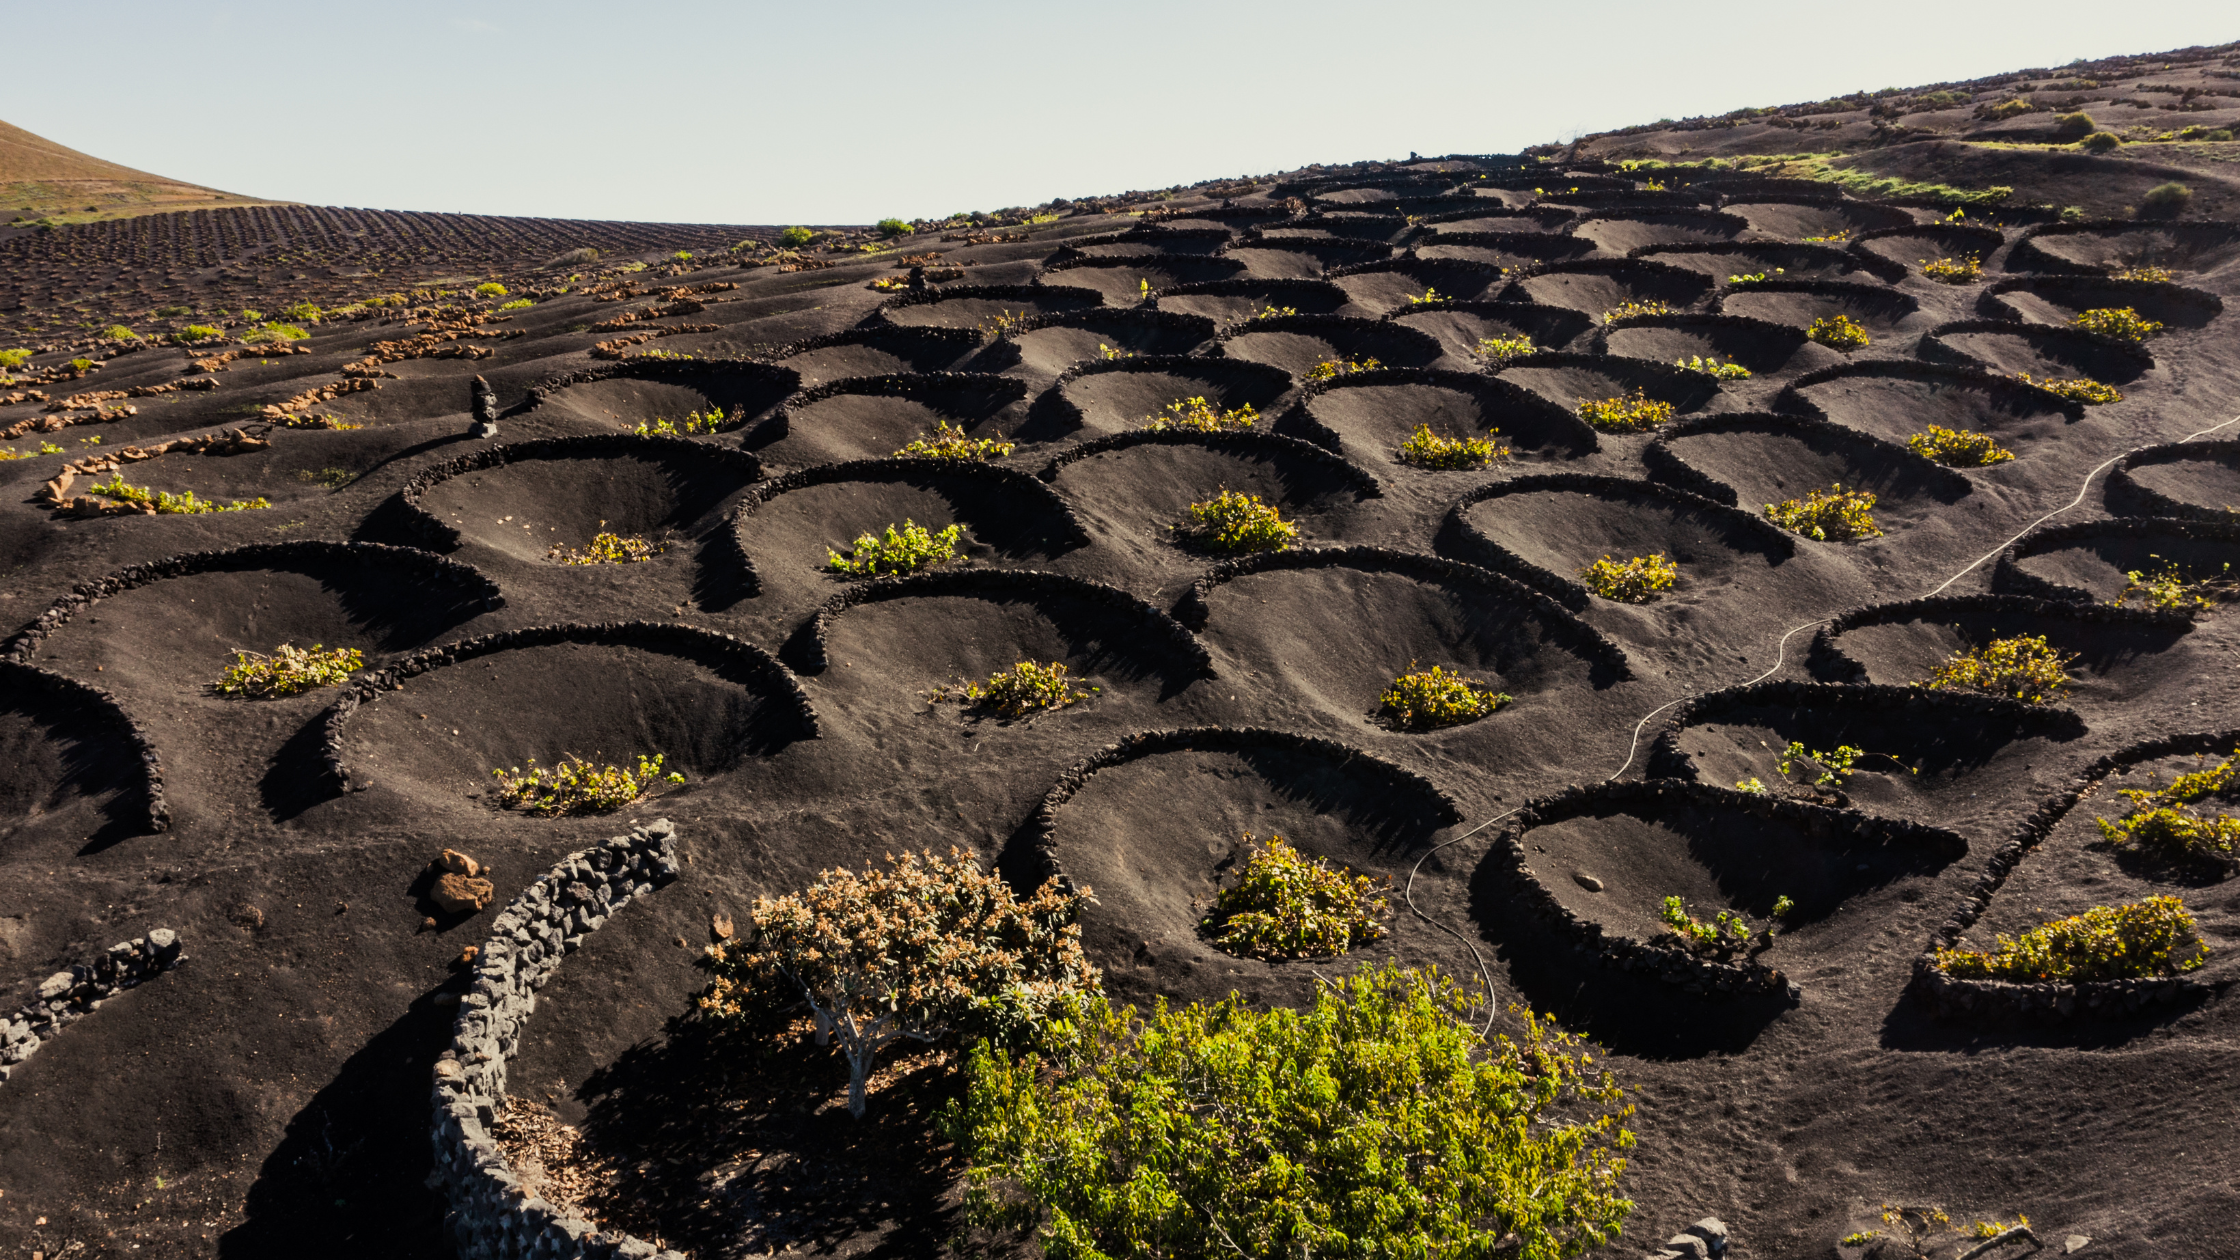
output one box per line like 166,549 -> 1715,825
7,41 -> 2240,1260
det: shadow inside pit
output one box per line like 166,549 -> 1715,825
219,992 -> 459,1259
572,1005 -> 970,1258
690,527 -> 756,612
256,712 -> 341,822
0,680 -> 161,854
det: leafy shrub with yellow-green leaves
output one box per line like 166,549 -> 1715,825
1176,490 -> 1295,555
1201,834 -> 1390,959
1844,1206 -> 2036,1258
1921,634 -> 2077,705
1806,314 -> 1870,352
1765,484 -> 1879,541
895,420 -> 1015,461
1304,357 -> 1383,383
548,528 -> 668,565
1906,425 -> 2015,466
213,643 -> 364,698
947,964 -> 1637,1260
1601,299 -> 1670,325
2095,749 -> 2240,874
827,520 -> 963,576
931,660 -> 1098,719
1473,334 -> 1537,363
2111,266 -> 2173,283
1776,740 -> 1915,789
1397,424 -> 1506,469
2072,307 -> 2163,344
1658,895 -> 1763,959
474,281 -> 509,299
1675,355 -> 1750,380
1575,389 -> 1674,433
1578,552 -> 1677,603
2015,373 -> 2122,405
1932,896 -> 2208,982
0,348 -> 32,370
85,476 -> 269,515
631,406 -> 729,436
1376,663 -> 1510,730
1919,255 -> 1983,284
1143,396 -> 1257,432
0,441 -> 65,461
1245,304 -> 1299,322
491,753 -> 684,817
2110,556 -> 2234,611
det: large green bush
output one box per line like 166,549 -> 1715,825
949,963 -> 1635,1260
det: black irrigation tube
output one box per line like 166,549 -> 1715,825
1015,726 -> 1465,891
1642,679 -> 2085,782
1915,318 -> 2157,378
1288,366 -> 1598,456
1642,410 -> 1974,508
1486,779 -> 1964,1000
1443,473 -> 1797,611
1035,427 -> 1383,498
0,660 -> 168,834
786,568 -> 1212,676
1173,545 -> 1631,679
1991,515 -> 2240,603
1909,728 -> 2240,1023
1806,593 -> 2193,683
392,434 -> 765,552
741,371 -> 1029,446
316,621 -> 818,791
1773,359 -> 2089,422
2107,440 -> 2240,521
727,458 -> 1093,597
2,541 -> 502,664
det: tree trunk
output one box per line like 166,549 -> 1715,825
845,1048 -> 870,1118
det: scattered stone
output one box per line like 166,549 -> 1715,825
457,945 -> 479,967
2066,1238 -> 2091,1254
433,872 -> 496,914
710,912 -> 734,942
1573,872 -> 1605,892
229,905 -> 264,930
438,848 -> 483,878
421,916 -> 439,932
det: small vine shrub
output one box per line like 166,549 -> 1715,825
1806,314 -> 1871,352
1775,740 -> 1915,788
213,643 -> 364,698
1143,396 -> 1257,432
1802,229 -> 1852,243
827,520 -> 963,576
1658,895 -> 1762,959
2071,307 -> 2163,344
895,420 -> 1015,461
1932,896 -> 2208,982
2078,131 -> 2124,153
1305,357 -> 1383,383
1906,425 -> 2015,466
2141,182 -> 2193,217
474,281 -> 509,299
2111,266 -> 2173,283
704,848 -> 1096,1117
1473,334 -> 1537,363
977,309 -> 1031,339
492,753 -> 684,817
777,226 -> 814,247
931,660 -> 1098,718
1728,269 -> 1784,286
1765,484 -> 1880,541
1919,256 -> 1983,284
86,476 -> 269,514
2055,111 -> 2097,136
1578,552 -> 1677,603
1202,834 -> 1391,959
1575,389 -> 1674,433
1674,355 -> 1751,380
1176,490 -> 1296,555
632,406 -> 729,436
1376,663 -> 1510,731
1397,424 -> 1505,469
2110,557 -> 2234,611
2096,749 -> 2240,874
548,528 -> 668,565
496,298 -> 534,312
1602,299 -> 1670,325
948,964 -> 1636,1260
2013,373 -> 2121,405
1246,304 -> 1299,322
1921,634 -> 2077,704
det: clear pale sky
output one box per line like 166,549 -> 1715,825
5,2 -> 2233,226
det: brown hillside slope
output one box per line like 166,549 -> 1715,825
0,117 -> 281,226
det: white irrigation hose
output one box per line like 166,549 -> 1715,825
1408,409 -> 2240,1036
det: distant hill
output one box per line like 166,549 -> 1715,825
0,117 -> 282,226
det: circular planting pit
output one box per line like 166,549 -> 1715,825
0,663 -> 161,852
1635,242 -> 1898,285
1446,474 -> 1795,609
873,283 -> 1103,331
1982,276 -> 2223,331
1995,518 -> 2240,605
1386,300 -> 1596,358
747,373 -> 1030,465
328,624 -> 815,808
1040,253 -> 1249,303
1569,209 -> 1750,255
1502,259 -> 1714,317
1714,278 -> 1920,335
730,460 -> 1087,609
1414,231 -> 1600,271
1038,355 -> 1296,440
2008,221 -> 2240,276
1040,431 -> 1376,555
1648,414 -> 1971,533
1221,238 -> 1392,279
1780,362 -> 2081,452
1294,369 -> 1595,466
765,327 -> 986,387
1810,594 -> 2194,710
1019,728 -> 1464,1010
526,359 -> 800,433
1599,313 -> 1813,376
406,436 -> 762,565
1649,680 -> 2085,826
1718,199 -> 1916,241
999,309 -> 1217,377
1496,351 -> 1722,416
2111,441 -> 2240,521
1849,224 -> 2007,274
1150,277 -> 1352,325
1919,319 -> 2155,384
1327,258 -> 1513,312
1186,548 -> 1627,727
1417,206 -> 1576,235
1488,780 -> 1966,1000
1213,313 -> 1446,378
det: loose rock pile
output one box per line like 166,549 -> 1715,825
2,930 -> 184,1085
